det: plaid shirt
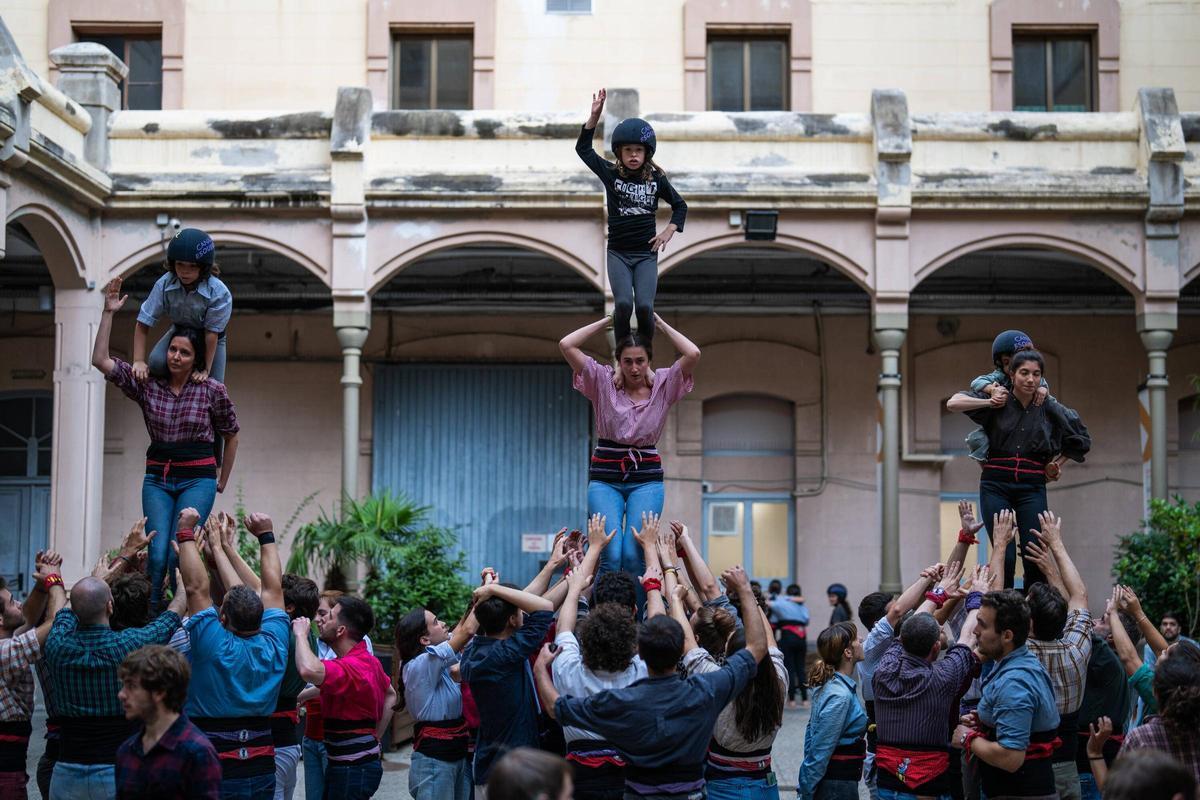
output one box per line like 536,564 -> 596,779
1027,608 -> 1093,714
107,358 -> 238,443
43,609 -> 181,717
115,713 -> 221,800
0,630 -> 40,721
1121,716 -> 1200,788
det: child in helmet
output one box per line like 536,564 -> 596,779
577,88 -> 687,344
964,329 -> 1051,462
131,227 -> 232,385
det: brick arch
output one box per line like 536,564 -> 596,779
7,203 -> 88,289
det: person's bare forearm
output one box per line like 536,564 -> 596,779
132,322 -> 149,364
222,538 -> 261,591
735,583 -> 768,661
1135,613 -> 1169,657
218,434 -> 238,490
178,539 -> 212,616
958,609 -> 981,645
486,584 -> 554,613
1108,609 -> 1143,676
677,532 -> 719,600
375,686 -> 397,741
294,627 -> 325,684
208,543 -> 243,592
970,739 -> 1025,773
91,309 -> 117,374
654,315 -> 700,374
947,393 -> 992,412
897,572 -> 937,622
204,331 -> 218,375
534,664 -> 560,720
559,318 -> 609,372
1047,539 -> 1086,608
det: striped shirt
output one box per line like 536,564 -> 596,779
872,639 -> 979,746
573,357 -> 693,448
43,609 -> 181,717
0,630 -> 40,721
1026,609 -> 1093,714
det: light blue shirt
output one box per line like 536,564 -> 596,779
184,606 -> 290,718
977,644 -> 1060,750
859,617 -> 894,702
137,272 -> 233,333
770,598 -> 810,625
402,640 -> 463,723
798,671 -> 868,800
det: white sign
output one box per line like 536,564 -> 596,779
521,533 -> 550,553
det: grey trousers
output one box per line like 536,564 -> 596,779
607,250 -> 658,342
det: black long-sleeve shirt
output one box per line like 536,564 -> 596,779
576,125 -> 687,253
964,391 -> 1091,468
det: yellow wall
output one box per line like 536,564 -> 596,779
1120,0 -> 1200,112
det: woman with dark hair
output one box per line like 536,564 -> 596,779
947,349 -> 1090,588
798,622 -> 867,800
486,747 -> 573,800
826,584 -> 852,626
559,314 -> 699,583
93,278 -> 239,612
395,603 -> 478,800
1119,654 -> 1200,787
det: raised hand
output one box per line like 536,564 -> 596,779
1087,717 -> 1112,758
586,513 -> 616,553
565,566 -> 592,595
1037,510 -> 1062,547
1022,536 -> 1059,581
632,511 -> 661,550
120,518 -> 153,556
103,278 -> 128,313
36,550 -> 63,569
1116,585 -> 1144,619
722,564 -> 750,594
547,530 -> 569,570
178,507 -> 201,532
958,500 -> 985,538
480,567 -> 497,586
640,561 -> 663,586
991,509 -> 1016,548
969,564 -> 992,593
291,616 -> 312,638
938,561 -> 964,592
673,583 -> 689,606
589,88 -> 606,120
920,563 -> 945,582
243,512 -> 273,536
670,519 -> 690,543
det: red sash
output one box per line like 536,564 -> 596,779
875,745 -> 949,788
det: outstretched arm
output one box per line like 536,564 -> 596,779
1034,512 -> 1086,610
672,520 -> 720,601
653,314 -> 700,377
724,566 -> 767,662
987,510 -> 1016,591
634,512 -> 666,618
1117,586 -> 1169,657
533,645 -> 562,720
245,513 -> 283,610
292,617 -> 325,685
1106,589 -> 1143,677
176,508 -> 213,616
217,512 -> 261,591
525,531 -> 569,597
474,582 -> 554,614
91,279 -> 127,376
559,318 -> 609,374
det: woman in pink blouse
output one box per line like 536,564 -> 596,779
559,314 -> 699,586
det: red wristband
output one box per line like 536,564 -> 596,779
642,578 -> 663,593
924,587 -> 948,608
958,528 -> 979,545
176,528 -> 196,543
42,574 -> 64,590
963,729 -> 986,761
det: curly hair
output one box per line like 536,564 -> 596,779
593,571 -> 638,612
110,573 -> 152,632
693,605 -> 738,661
808,622 -> 857,688
1155,654 -> 1200,734
119,645 -> 190,713
578,602 -> 638,674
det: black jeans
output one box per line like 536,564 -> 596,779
607,250 -> 658,342
979,478 -> 1048,589
779,629 -> 808,701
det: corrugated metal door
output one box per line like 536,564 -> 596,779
373,364 -> 591,584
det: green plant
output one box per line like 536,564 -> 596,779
1112,496 -> 1200,638
364,525 -> 473,641
233,484 -> 318,573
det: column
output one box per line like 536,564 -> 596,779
335,320 -> 369,500
874,328 -> 906,594
1139,326 -> 1174,501
52,288 -> 106,581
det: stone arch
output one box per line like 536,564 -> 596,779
658,231 -> 872,295
369,230 -> 600,296
108,229 -> 330,284
6,203 -> 87,289
913,232 -> 1139,296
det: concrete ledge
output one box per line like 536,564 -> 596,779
109,110 -> 333,139
912,112 -> 1138,141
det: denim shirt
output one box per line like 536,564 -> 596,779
138,273 -> 233,333
977,645 -> 1060,750
798,672 -> 868,800
402,641 -> 463,723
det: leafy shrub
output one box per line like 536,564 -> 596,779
1112,497 -> 1200,638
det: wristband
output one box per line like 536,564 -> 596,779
111,554 -> 132,567
42,574 -> 64,590
962,729 -> 986,761
664,567 -> 678,576
176,528 -> 196,543
642,578 -> 662,593
924,586 -> 948,608
958,528 -> 979,545
256,531 -> 276,545
965,591 -> 984,611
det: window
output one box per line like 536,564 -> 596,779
547,0 -> 591,13
707,36 -> 789,111
78,34 -> 163,110
0,395 -> 52,479
1012,34 -> 1095,111
391,35 -> 473,110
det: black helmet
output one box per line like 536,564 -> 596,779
167,228 -> 216,268
991,330 -> 1035,368
610,117 -> 656,160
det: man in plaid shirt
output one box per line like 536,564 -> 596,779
1023,510 -> 1093,800
1,552 -> 67,799
42,570 -> 186,797
115,645 -> 221,799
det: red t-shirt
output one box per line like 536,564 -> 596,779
320,640 -> 391,722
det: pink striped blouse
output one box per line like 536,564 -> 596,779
573,356 -> 694,447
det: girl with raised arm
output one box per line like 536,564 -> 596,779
560,314 -> 699,585
92,278 -> 239,612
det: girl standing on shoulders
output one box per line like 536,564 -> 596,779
132,228 -> 232,384
560,314 -> 699,586
577,88 -> 687,343
92,277 -> 239,612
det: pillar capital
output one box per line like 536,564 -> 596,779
1138,328 -> 1174,355
872,327 -> 907,353
335,325 -> 369,351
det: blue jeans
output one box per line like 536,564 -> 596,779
302,738 -> 326,800
814,778 -> 861,800
979,479 -> 1047,589
143,474 -> 217,611
48,762 -> 115,800
409,752 -> 471,800
877,788 -> 951,800
587,479 -> 664,583
1078,771 -> 1100,800
705,774 -> 779,799
323,761 -> 382,800
220,773 -> 275,800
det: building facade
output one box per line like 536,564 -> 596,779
2,0 -> 1199,608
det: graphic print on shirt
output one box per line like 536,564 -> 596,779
613,178 -> 659,216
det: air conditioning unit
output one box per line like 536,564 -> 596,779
709,503 -> 740,537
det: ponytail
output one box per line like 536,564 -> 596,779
808,622 -> 856,689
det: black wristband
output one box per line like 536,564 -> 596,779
256,531 -> 276,545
